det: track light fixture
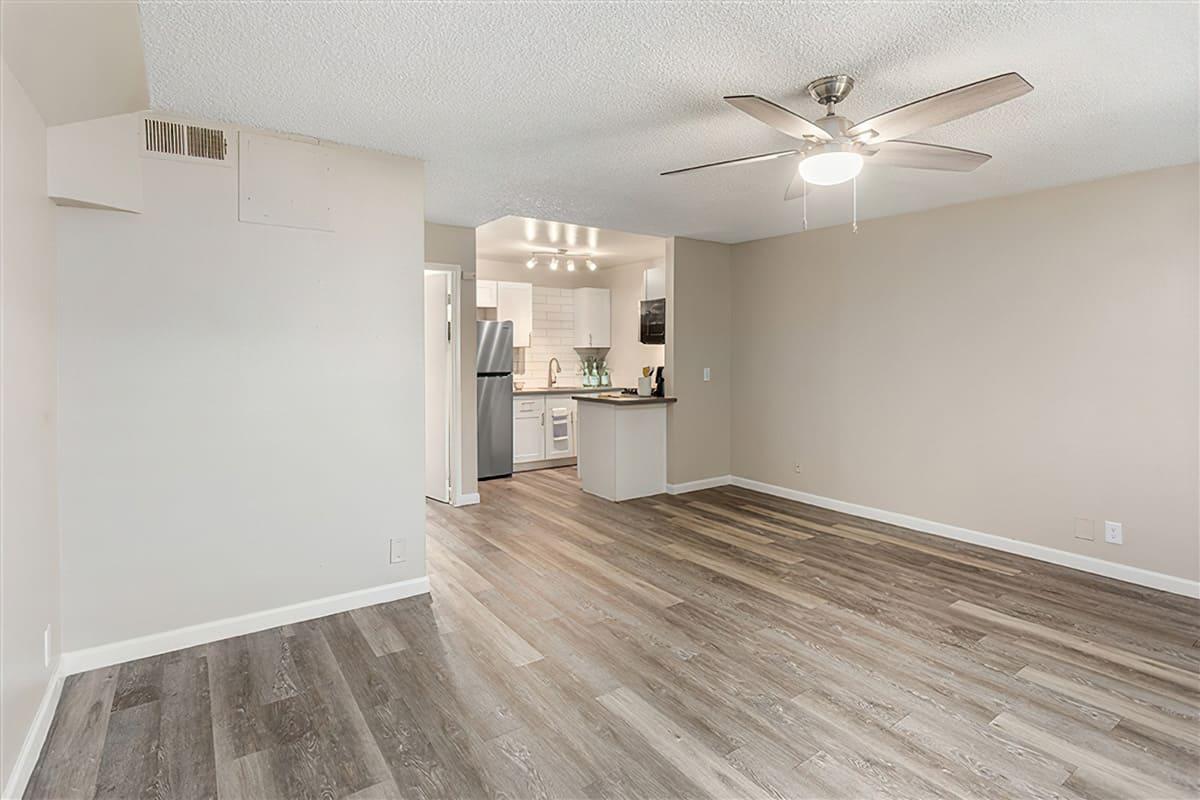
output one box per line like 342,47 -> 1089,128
524,248 -> 597,272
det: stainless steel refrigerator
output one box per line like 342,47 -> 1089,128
476,320 -> 513,480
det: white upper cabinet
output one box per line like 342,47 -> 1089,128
644,264 -> 666,300
497,281 -> 533,347
573,287 -> 611,348
476,279 -> 498,308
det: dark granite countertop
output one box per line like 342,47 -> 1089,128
514,386 -> 627,396
572,394 -> 677,406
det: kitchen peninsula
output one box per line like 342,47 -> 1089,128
573,393 -> 677,501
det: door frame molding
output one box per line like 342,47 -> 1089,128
424,262 -> 467,506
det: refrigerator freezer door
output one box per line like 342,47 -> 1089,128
476,320 -> 513,374
477,374 -> 513,479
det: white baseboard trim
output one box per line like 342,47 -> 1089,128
59,576 -> 430,677
454,492 -> 481,507
730,476 -> 1200,599
3,661 -> 64,800
666,474 -> 733,495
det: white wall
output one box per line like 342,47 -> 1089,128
1,58 -> 62,790
730,165 -> 1199,584
56,131 -> 426,651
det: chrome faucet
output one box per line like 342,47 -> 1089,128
548,357 -> 562,388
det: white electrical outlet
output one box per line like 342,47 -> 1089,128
390,538 -> 407,564
703,367 -> 711,382
794,463 -> 802,474
1104,521 -> 1123,545
43,624 -> 52,668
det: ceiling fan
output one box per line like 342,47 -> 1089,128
662,72 -> 1033,199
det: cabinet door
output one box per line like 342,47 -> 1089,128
573,288 -> 611,348
476,279 -> 498,308
497,281 -> 533,347
513,396 -> 544,463
544,398 -> 576,459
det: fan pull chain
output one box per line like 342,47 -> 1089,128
802,177 -> 808,231
852,176 -> 858,233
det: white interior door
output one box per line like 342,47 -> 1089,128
424,271 -> 451,502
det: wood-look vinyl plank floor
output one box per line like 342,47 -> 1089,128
25,468 -> 1200,799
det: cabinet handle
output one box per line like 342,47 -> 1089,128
540,412 -> 545,426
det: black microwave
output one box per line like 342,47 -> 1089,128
640,298 -> 666,345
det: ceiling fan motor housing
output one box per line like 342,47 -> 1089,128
806,75 -> 856,107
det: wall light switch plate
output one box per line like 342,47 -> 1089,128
1104,521 -> 1123,545
390,538 -> 407,564
703,367 -> 711,382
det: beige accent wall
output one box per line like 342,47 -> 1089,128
425,222 -> 478,497
1,59 -> 61,791
665,237 -> 733,485
730,165 -> 1199,583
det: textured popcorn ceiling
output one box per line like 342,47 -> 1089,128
140,1 -> 1198,243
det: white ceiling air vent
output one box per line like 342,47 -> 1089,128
143,117 -> 232,166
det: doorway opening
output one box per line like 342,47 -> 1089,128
424,265 -> 462,504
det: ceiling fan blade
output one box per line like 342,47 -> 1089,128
724,95 -> 833,142
849,72 -> 1032,143
660,149 -> 799,176
784,170 -> 809,200
866,140 -> 991,171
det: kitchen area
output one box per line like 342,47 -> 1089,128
473,216 -> 674,500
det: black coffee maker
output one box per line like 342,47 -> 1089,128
652,366 -> 665,397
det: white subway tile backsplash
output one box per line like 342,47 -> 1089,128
515,285 -> 593,388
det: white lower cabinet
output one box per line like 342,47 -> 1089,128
513,394 -> 578,467
513,396 -> 545,463
543,398 -> 576,459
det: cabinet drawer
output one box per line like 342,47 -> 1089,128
513,396 -> 544,418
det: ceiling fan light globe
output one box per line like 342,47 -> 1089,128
798,150 -> 863,186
